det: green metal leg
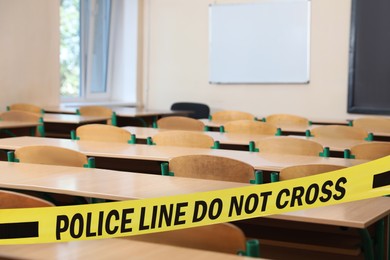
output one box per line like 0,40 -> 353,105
0,129 -> 16,137
359,228 -> 375,260
135,117 -> 147,127
387,216 -> 389,260
152,116 -> 158,127
29,127 -> 36,136
374,218 -> 385,260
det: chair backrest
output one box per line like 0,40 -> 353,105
157,116 -> 205,131
152,130 -> 215,148
14,145 -> 88,167
255,136 -> 324,156
350,142 -> 390,160
211,110 -> 254,122
76,124 -> 132,143
8,103 -> 43,114
0,190 -> 54,208
0,110 -> 41,122
352,117 -> 390,133
310,125 -> 368,140
170,102 -> 210,119
169,154 -> 255,183
279,164 -> 345,181
0,110 -> 44,137
223,120 -> 278,135
125,223 -> 247,255
78,106 -> 114,125
265,113 -> 309,127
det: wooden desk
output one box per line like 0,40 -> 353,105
124,126 -> 370,156
123,125 -> 271,150
114,107 -> 190,127
43,114 -> 111,138
43,114 -> 110,124
308,118 -> 350,126
292,136 -> 375,157
0,163 -> 249,259
44,106 -> 190,127
288,125 -> 390,141
254,116 -> 350,126
0,121 -> 39,137
0,161 -> 382,226
0,161 -> 247,200
199,119 -> 317,135
0,238 -> 255,260
200,119 -> 390,142
0,162 -> 387,259
237,197 -> 390,260
0,136 -> 366,175
285,125 -> 390,141
44,105 -> 79,114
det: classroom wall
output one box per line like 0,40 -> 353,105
0,0 -> 60,108
142,0 -> 356,120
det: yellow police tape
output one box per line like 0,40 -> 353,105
0,156 -> 389,244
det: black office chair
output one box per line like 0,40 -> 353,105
170,102 -> 210,119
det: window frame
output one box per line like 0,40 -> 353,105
60,0 -> 112,102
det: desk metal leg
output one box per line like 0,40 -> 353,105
0,129 -> 16,137
359,218 -> 386,260
152,116 -> 158,126
387,215 -> 389,260
375,218 -> 385,260
359,228 -> 374,260
135,117 -> 148,127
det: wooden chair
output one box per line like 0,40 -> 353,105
352,117 -> 390,133
0,190 -> 54,208
254,136 -> 325,156
347,142 -> 390,160
9,145 -> 91,167
77,106 -> 116,125
0,110 -> 45,137
309,125 -> 369,140
8,145 -> 94,205
7,103 -> 43,114
151,130 -> 216,148
210,110 -> 255,122
171,102 -> 210,119
156,116 -> 205,131
163,154 -> 258,183
75,124 -> 134,143
265,113 -> 309,127
278,164 -> 345,181
223,120 -> 279,135
124,223 -> 258,256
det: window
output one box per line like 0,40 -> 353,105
60,0 -> 139,105
60,0 -> 111,100
60,0 -> 80,98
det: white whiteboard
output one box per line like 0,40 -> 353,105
209,0 -> 310,84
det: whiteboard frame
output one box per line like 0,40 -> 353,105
208,0 -> 311,85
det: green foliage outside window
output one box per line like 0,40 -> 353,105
60,0 -> 80,98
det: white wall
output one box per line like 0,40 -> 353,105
0,0 -> 60,108
142,0 -> 357,120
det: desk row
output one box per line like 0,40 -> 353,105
0,136 -> 366,175
0,161 -> 388,259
